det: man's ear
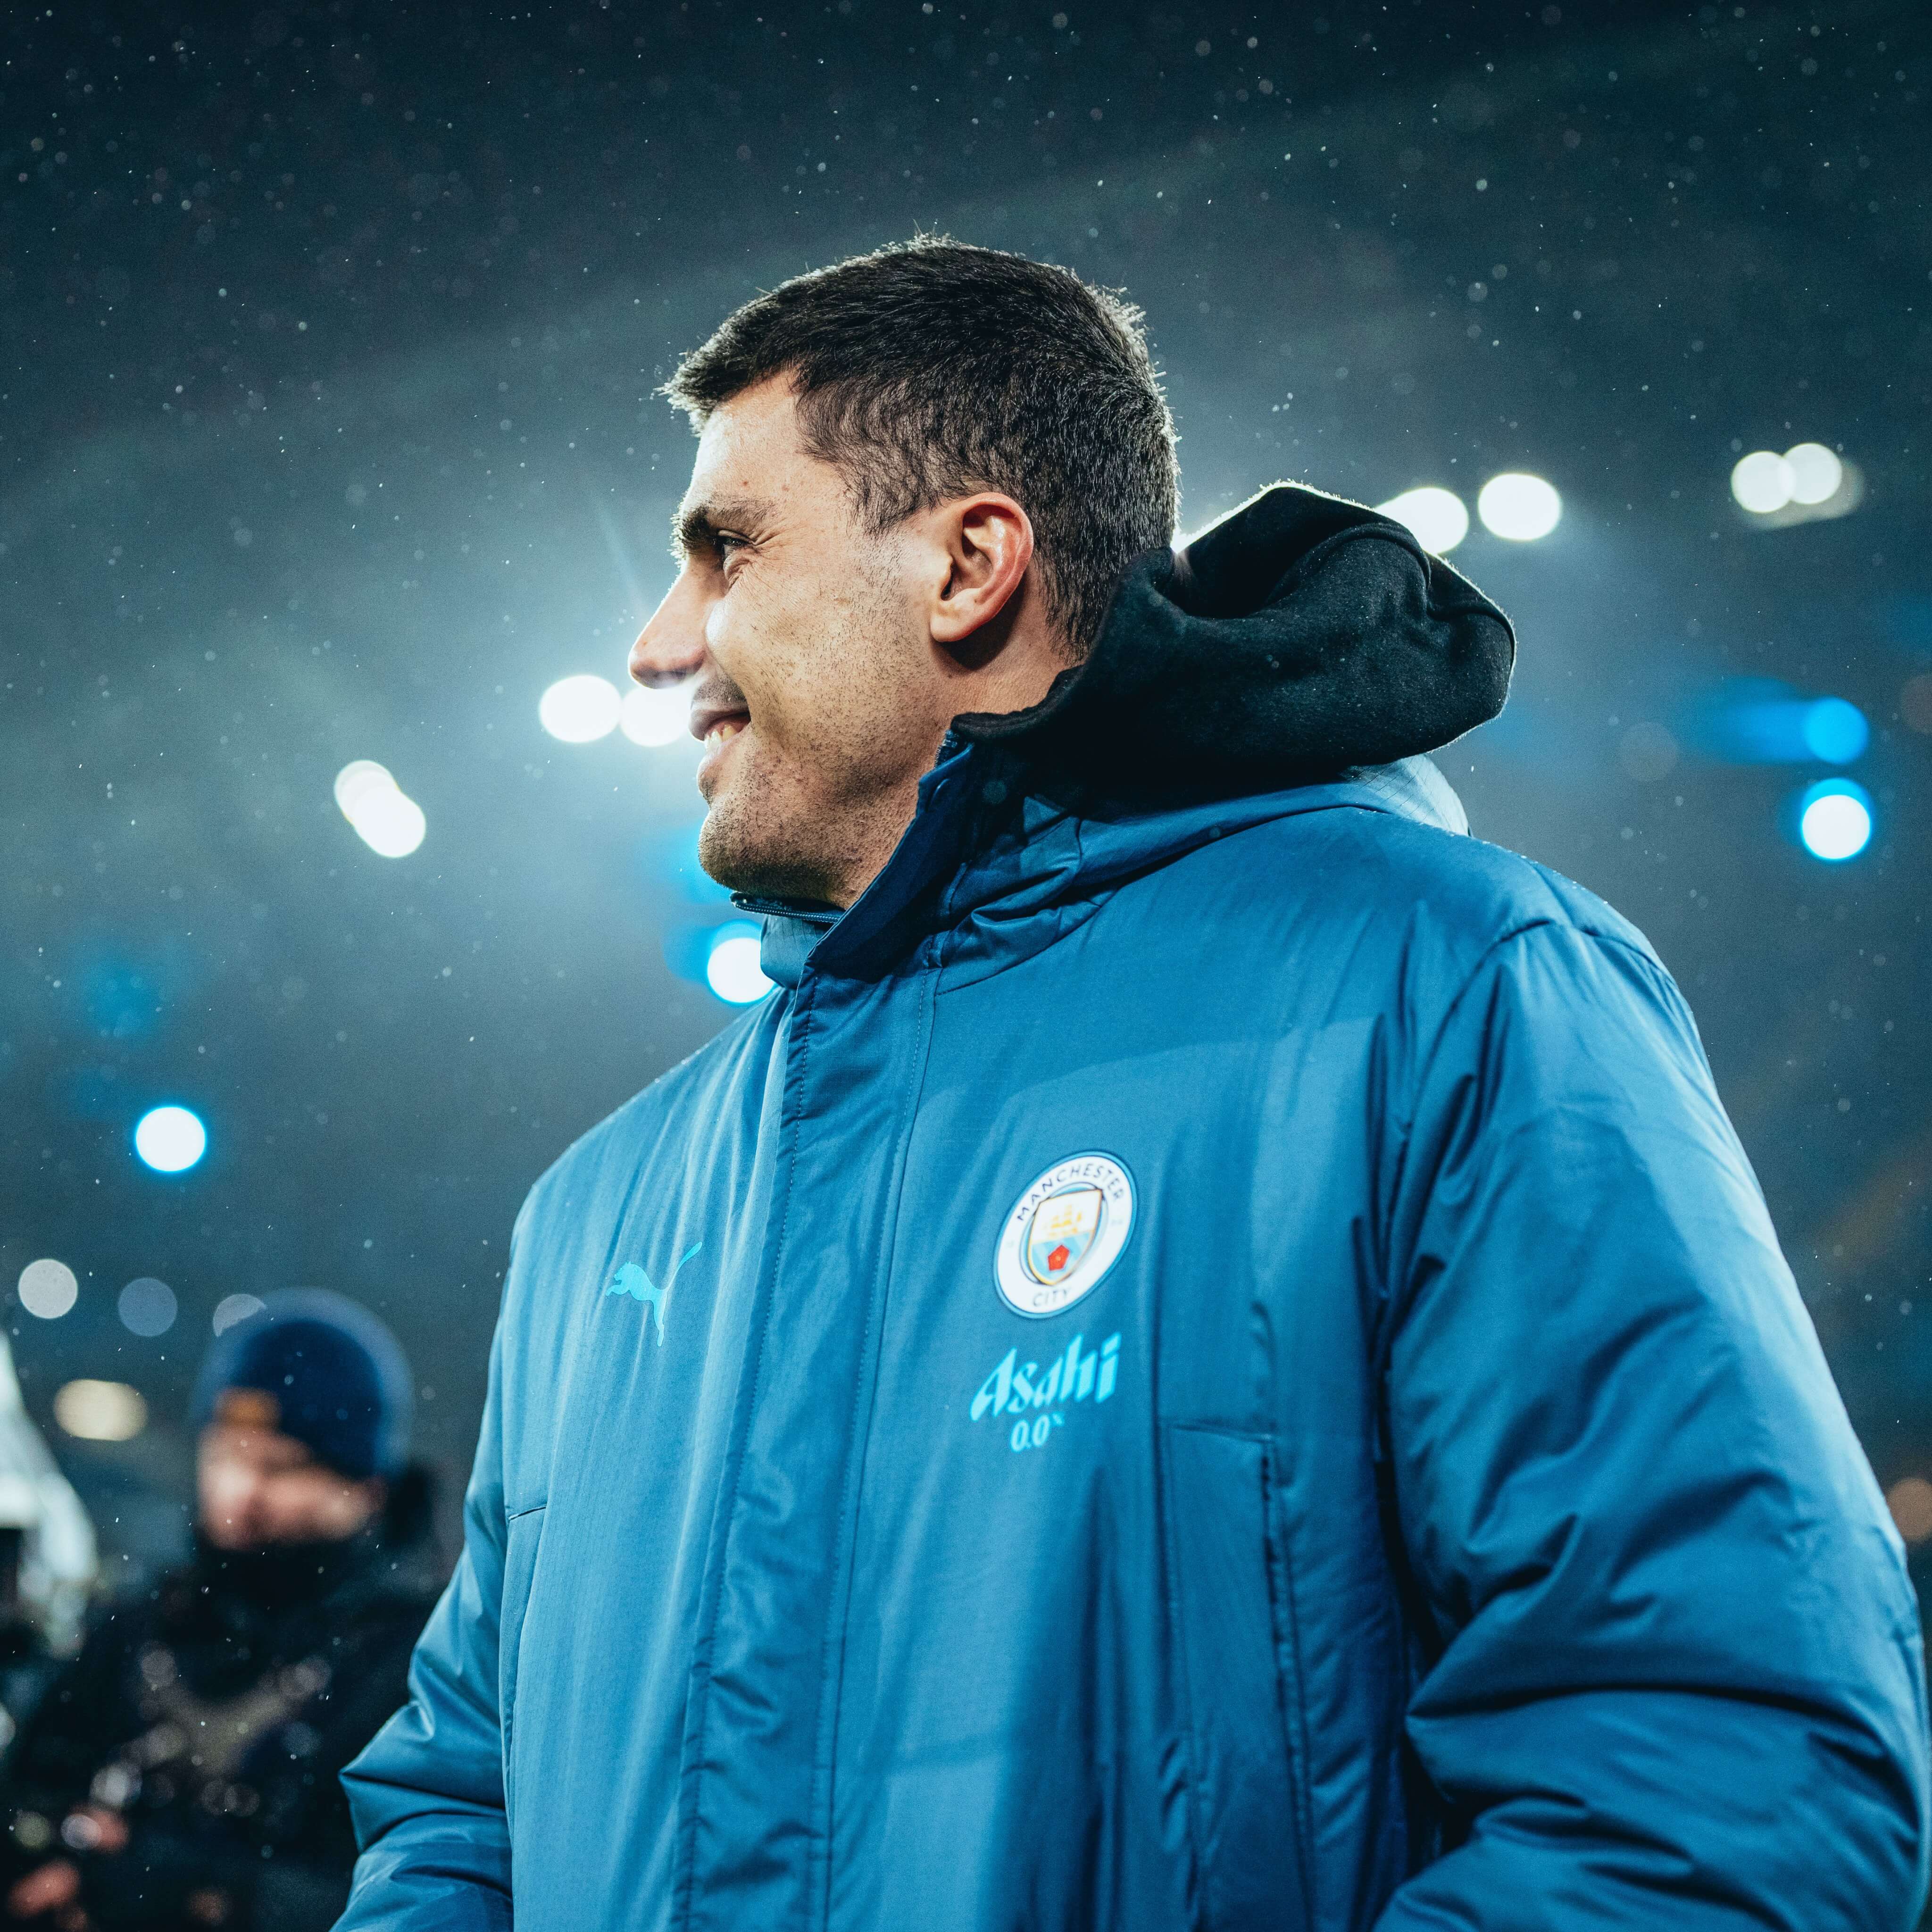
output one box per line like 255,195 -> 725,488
928,493 -> 1035,662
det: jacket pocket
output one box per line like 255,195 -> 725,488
499,1501 -> 548,1824
1162,1424 -> 1311,1932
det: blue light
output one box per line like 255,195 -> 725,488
134,1104 -> 206,1173
1797,779 -> 1873,862
1687,680 -> 1870,765
1800,697 -> 1869,765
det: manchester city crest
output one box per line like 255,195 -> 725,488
995,1153 -> 1135,1318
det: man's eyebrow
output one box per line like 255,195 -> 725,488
672,496 -> 767,562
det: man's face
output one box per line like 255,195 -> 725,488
197,1422 -> 383,1551
631,378 -> 950,907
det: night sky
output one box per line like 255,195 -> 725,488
3,1 -> 1928,1573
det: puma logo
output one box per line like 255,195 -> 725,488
606,1242 -> 703,1345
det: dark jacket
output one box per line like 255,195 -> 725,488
7,1475 -> 442,1932
343,488 -> 1927,1929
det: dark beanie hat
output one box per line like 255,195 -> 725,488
189,1288 -> 412,1482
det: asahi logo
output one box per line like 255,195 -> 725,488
970,1330 -> 1121,1455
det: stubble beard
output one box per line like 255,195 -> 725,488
696,573 -> 932,909
697,755 -> 872,907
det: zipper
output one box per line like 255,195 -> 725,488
730,892 -> 842,928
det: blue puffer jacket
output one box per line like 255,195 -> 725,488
341,500 -> 1927,1932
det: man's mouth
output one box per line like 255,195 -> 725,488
691,694 -> 751,748
693,702 -> 752,792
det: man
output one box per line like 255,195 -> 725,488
6,1291 -> 442,1932
341,242 -> 1927,1929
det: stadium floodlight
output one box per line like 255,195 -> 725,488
333,760 -> 426,858
1797,780 -> 1873,862
1375,486 -> 1469,556
134,1105 -> 206,1174
1784,442 -> 1843,507
1730,450 -> 1795,515
1476,472 -> 1562,541
540,675 -> 623,743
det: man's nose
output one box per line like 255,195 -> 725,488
630,568 -> 710,689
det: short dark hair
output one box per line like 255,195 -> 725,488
665,238 -> 1178,656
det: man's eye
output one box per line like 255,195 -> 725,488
716,534 -> 748,562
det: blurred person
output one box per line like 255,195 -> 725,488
0,1333 -> 97,1749
5,1292 -> 441,1932
342,241 -> 1926,1931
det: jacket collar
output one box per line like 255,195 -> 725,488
748,749 -> 1467,991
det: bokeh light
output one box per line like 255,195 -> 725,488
118,1277 -> 178,1338
1785,441 -> 1844,506
1732,442 -> 1850,520
1800,697 -> 1869,766
17,1260 -> 78,1321
134,1104 -> 206,1174
1888,1476 -> 1932,1546
1730,450 -> 1794,514
1692,683 -> 1872,766
212,1293 -> 266,1335
1375,486 -> 1469,556
1476,472 -> 1562,541
333,758 -> 396,821
53,1381 -> 148,1443
540,674 -> 622,743
705,923 -> 773,1004
333,760 -> 427,859
1798,780 -> 1873,862
621,683 -> 691,748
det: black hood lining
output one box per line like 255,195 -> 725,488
953,482 -> 1515,810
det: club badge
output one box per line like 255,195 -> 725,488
995,1153 -> 1135,1319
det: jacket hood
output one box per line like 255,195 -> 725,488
955,481 -> 1513,809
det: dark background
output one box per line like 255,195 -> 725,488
2,1 -> 1928,1588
